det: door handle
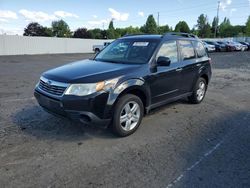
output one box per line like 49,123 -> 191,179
176,67 -> 183,72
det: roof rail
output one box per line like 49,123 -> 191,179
162,32 -> 198,39
123,33 -> 147,37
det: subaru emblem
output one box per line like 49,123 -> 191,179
47,80 -> 52,85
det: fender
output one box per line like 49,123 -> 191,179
198,64 -> 211,83
190,64 -> 210,92
103,78 -> 151,117
198,65 -> 207,75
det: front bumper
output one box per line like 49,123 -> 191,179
208,48 -> 215,52
235,46 -> 242,51
218,46 -> 227,51
34,89 -> 111,128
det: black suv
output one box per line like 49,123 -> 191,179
34,32 -> 212,137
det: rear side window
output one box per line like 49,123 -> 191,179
179,40 -> 196,61
193,41 -> 207,58
156,41 -> 178,63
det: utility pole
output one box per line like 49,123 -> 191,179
214,1 -> 220,38
157,12 -> 160,27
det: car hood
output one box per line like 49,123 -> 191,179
43,59 -> 142,83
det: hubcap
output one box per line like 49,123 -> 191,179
120,101 -> 140,131
196,81 -> 206,101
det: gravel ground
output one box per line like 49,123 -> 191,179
0,52 -> 249,188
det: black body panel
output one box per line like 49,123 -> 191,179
34,33 -> 212,127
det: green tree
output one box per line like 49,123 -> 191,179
196,14 -> 211,38
220,25 -> 245,37
114,27 -> 139,38
101,30 -> 108,39
174,21 -> 190,33
108,20 -> 115,30
73,28 -> 91,38
140,25 -> 146,33
107,20 -> 117,39
23,22 -> 50,36
88,28 -> 103,39
158,24 -> 171,34
191,26 -> 198,35
44,27 -> 53,37
143,15 -> 157,34
211,16 -> 219,37
51,20 -> 71,37
233,25 -> 245,37
219,17 -> 231,37
124,26 -> 142,35
246,16 -> 250,36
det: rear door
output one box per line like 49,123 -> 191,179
178,40 -> 198,93
179,40 -> 209,93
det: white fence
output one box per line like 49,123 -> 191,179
0,35 -> 249,56
0,35 -> 113,56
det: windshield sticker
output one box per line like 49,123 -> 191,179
133,42 -> 149,47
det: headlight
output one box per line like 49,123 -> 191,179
64,78 -> 119,96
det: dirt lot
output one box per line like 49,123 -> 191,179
0,52 -> 250,188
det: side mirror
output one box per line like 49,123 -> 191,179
157,56 -> 171,66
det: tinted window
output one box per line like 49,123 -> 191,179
193,41 -> 207,58
156,41 -> 178,63
179,40 -> 195,61
95,40 -> 158,64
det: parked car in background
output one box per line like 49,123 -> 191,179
226,41 -> 247,51
204,41 -> 227,52
239,42 -> 250,50
202,41 -> 216,52
93,42 -> 111,53
217,41 -> 236,52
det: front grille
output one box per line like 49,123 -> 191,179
39,79 -> 67,96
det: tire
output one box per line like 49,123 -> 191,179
111,94 -> 144,137
188,77 -> 207,104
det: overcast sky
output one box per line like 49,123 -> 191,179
0,0 -> 249,35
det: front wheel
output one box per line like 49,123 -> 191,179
111,94 -> 144,137
188,77 -> 207,104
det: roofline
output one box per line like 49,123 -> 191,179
122,32 -> 199,40
162,32 -> 199,39
123,34 -> 150,37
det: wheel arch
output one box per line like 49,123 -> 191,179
200,73 -> 209,84
109,79 -> 151,115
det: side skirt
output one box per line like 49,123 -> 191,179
145,92 -> 192,114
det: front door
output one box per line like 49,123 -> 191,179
149,40 -> 182,104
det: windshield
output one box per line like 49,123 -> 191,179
218,41 -> 226,44
95,39 -> 159,64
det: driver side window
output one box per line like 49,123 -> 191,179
156,41 -> 178,63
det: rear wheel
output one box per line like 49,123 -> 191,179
111,94 -> 143,137
188,77 -> 207,104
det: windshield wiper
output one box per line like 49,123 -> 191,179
95,58 -> 121,64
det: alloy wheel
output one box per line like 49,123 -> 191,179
196,81 -> 206,101
120,101 -> 141,131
